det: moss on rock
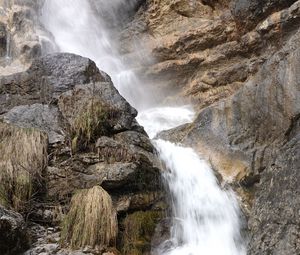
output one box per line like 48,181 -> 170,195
61,186 -> 117,250
122,210 -> 162,255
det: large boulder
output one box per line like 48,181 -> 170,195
0,206 -> 30,255
1,53 -> 138,144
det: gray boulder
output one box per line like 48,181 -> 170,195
0,206 -> 30,255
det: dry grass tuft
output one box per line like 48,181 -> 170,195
122,211 -> 162,255
0,123 -> 48,212
61,186 -> 117,250
71,100 -> 116,152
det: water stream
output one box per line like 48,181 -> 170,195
40,1 -> 246,254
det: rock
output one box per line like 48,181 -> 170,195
120,210 -> 163,255
0,205 -> 30,254
47,132 -> 160,202
0,53 -> 108,113
248,133 -> 300,254
4,103 -> 66,144
57,81 -> 137,142
184,25 -> 300,181
0,0 -> 46,68
122,0 -> 300,111
233,0 -> 298,30
0,49 -> 163,254
0,20 -> 6,58
151,218 -> 172,255
0,52 -> 137,144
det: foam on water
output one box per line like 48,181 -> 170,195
137,106 -> 195,139
153,139 -> 246,255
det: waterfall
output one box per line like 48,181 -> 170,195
40,0 -> 144,109
138,108 -> 246,255
154,140 -> 245,254
5,31 -> 11,63
40,1 -> 246,254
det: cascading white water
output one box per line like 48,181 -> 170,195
40,1 -> 246,254
41,0 -> 144,109
138,109 -> 246,255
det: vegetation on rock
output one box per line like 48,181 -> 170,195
0,122 -> 47,213
122,210 -> 162,255
61,186 -> 118,250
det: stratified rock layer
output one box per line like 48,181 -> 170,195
140,1 -> 300,254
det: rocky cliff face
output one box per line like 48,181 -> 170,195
122,0 -> 300,254
1,0 -> 299,254
122,0 -> 300,108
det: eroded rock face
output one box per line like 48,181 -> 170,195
156,9 -> 300,255
121,1 -> 300,253
122,0 -> 300,110
0,0 -> 43,65
233,0 -> 298,30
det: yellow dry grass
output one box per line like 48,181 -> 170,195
71,100 -> 115,152
0,122 -> 48,212
61,186 -> 118,250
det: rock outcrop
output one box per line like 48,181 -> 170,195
122,0 -> 300,254
122,0 -> 300,109
0,0 -> 54,74
0,52 -> 163,254
1,0 -> 300,254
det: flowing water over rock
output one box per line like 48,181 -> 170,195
138,108 -> 246,255
41,1 -> 246,254
154,140 -> 245,255
41,0 -> 144,109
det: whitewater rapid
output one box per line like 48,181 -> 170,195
138,108 -> 246,255
40,1 -> 246,254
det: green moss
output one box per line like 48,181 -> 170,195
122,211 -> 162,255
